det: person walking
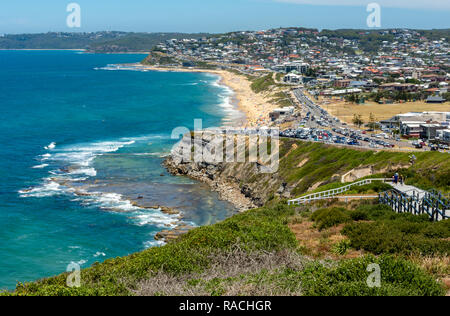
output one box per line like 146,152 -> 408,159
399,175 -> 404,186
394,173 -> 399,184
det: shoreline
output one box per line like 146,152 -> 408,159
130,64 -> 277,127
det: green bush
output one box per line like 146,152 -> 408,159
300,255 -> 445,296
342,220 -> 450,256
311,208 -> 351,230
332,240 -> 352,255
349,210 -> 369,221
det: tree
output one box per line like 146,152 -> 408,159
352,114 -> 364,128
368,112 -> 378,130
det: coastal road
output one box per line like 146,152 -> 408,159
292,88 -> 429,151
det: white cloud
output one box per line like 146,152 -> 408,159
275,0 -> 450,11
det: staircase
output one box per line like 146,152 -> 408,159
379,188 -> 450,221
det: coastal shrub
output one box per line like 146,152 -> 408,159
342,220 -> 450,256
311,207 -> 351,230
332,240 -> 352,255
349,209 -> 369,221
300,255 -> 445,296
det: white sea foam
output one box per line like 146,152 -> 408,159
69,167 -> 97,177
88,192 -> 141,212
19,181 -> 63,198
93,252 -> 106,258
40,153 -> 52,161
44,142 -> 56,150
76,191 -> 179,229
143,240 -> 165,249
211,77 -> 245,126
21,139 -> 136,199
32,164 -> 49,169
132,210 -> 178,228
95,64 -> 147,72
50,140 -> 136,168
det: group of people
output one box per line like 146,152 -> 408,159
393,173 -> 404,185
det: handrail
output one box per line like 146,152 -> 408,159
379,188 -> 449,221
288,178 -> 391,205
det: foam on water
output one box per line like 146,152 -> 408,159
32,164 -> 49,169
143,240 -> 165,249
93,252 -> 106,258
21,139 -> 136,198
19,181 -> 63,198
21,135 -> 180,233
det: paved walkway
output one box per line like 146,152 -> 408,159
390,183 -> 427,199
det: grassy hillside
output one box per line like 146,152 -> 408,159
222,140 -> 450,207
2,202 -> 447,296
279,140 -> 450,195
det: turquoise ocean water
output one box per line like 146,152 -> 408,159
0,50 -> 239,289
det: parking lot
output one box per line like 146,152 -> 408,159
291,88 -> 449,152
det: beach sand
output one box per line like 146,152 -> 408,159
134,64 -> 279,127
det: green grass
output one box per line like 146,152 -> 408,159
250,74 -> 276,93
164,255 -> 445,296
277,140 -> 450,197
297,177 -> 393,197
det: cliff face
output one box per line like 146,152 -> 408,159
163,136 -> 282,211
164,135 -> 445,211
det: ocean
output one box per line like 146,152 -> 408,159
0,50 -> 239,289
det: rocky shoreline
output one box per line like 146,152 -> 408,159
162,133 -> 283,212
128,202 -> 197,243
163,157 -> 257,212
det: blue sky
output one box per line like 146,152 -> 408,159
0,0 -> 449,34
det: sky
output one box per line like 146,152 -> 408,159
0,0 -> 449,34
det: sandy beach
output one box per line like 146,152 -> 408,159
133,64 -> 278,127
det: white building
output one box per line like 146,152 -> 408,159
284,73 -> 302,84
437,129 -> 450,142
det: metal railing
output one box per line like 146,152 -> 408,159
379,188 -> 450,221
288,178 -> 391,205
